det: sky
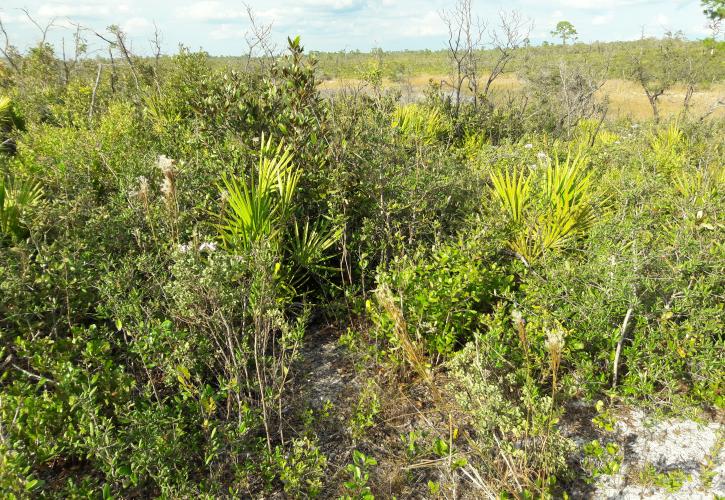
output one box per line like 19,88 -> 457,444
0,0 -> 713,56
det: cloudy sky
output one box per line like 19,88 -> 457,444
0,0 -> 712,55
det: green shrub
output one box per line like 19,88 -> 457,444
0,29 -> 723,499
373,234 -> 514,357
273,437 -> 327,497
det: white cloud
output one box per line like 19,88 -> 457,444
176,1 -> 246,21
0,11 -> 25,24
400,11 -> 446,37
122,16 -> 153,34
298,0 -> 365,10
592,13 -> 614,25
36,2 -> 131,19
209,23 -> 245,40
37,4 -> 104,17
654,14 -> 670,26
689,23 -> 712,36
555,0 -> 647,9
0,0 -> 713,55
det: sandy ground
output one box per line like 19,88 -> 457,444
588,408 -> 724,499
297,329 -> 725,499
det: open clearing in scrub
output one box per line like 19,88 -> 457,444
297,330 -> 725,498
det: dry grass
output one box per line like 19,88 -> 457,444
319,73 -> 725,120
598,79 -> 724,120
374,284 -> 431,385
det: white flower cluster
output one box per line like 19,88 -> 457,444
545,329 -> 565,351
178,241 -> 218,254
157,155 -> 177,199
511,309 -> 524,326
157,155 -> 176,174
199,242 -> 217,252
130,176 -> 150,203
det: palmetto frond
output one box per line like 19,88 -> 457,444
0,96 -> 12,127
391,104 -> 449,146
218,135 -> 299,251
673,163 -> 724,203
1,174 -> 43,243
543,149 -> 596,249
289,218 -> 341,271
546,149 -> 591,211
218,135 -> 340,290
649,122 -> 686,172
495,149 -> 599,264
1,96 -> 25,153
490,168 -> 531,224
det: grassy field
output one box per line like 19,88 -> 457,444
319,74 -> 725,120
309,37 -> 725,120
304,39 -> 725,81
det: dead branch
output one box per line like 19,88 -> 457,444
89,63 -> 102,122
21,8 -> 56,45
96,25 -> 140,92
612,307 -> 634,388
440,0 -> 475,116
482,10 -> 532,99
243,3 -> 277,70
0,14 -> 20,72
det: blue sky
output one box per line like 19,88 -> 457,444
0,0 -> 712,55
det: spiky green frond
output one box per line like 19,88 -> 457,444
391,104 -> 449,146
1,174 -> 43,243
490,168 -> 532,224
218,135 -> 298,251
218,135 -> 340,292
495,150 -> 599,264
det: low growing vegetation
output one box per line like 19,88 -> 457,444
0,4 -> 723,498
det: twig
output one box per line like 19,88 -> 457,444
402,458 -> 447,470
88,64 -> 102,122
21,8 -> 56,45
0,15 -> 20,72
460,464 -> 497,498
12,363 -> 58,385
493,432 -> 523,492
612,306 -> 634,388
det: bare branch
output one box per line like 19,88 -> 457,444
61,21 -> 89,85
243,3 -> 277,69
629,35 -> 684,123
12,363 -> 58,386
440,0 -> 480,115
150,21 -> 162,69
21,8 -> 56,45
555,50 -> 610,136
698,97 -> 725,122
96,25 -> 140,92
482,10 -> 532,99
89,63 -> 102,122
0,14 -> 20,72
613,307 -> 634,388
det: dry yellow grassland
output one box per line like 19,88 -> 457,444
320,74 -> 725,120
